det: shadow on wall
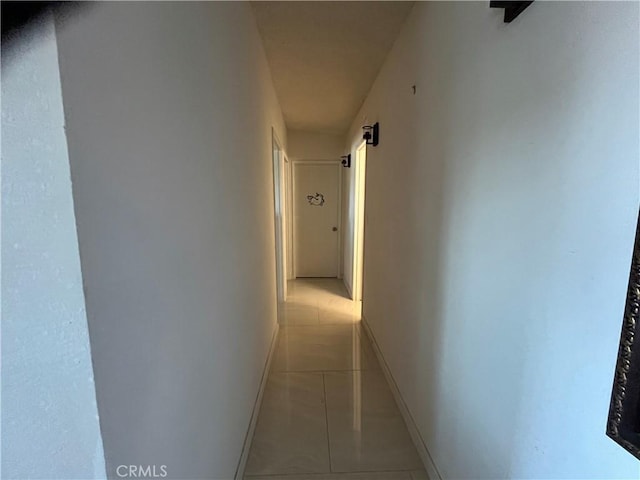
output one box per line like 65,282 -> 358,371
1,2 -> 90,58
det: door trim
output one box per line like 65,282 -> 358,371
284,155 -> 294,280
353,141 -> 367,301
271,129 -> 287,303
292,160 -> 342,279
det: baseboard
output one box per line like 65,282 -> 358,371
234,322 -> 280,480
361,316 -> 442,480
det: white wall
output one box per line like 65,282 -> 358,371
55,3 -> 286,479
342,154 -> 356,296
341,142 -> 367,298
1,15 -> 105,479
287,129 -> 345,161
347,2 -> 639,478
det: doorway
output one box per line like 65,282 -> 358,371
285,155 -> 294,281
271,130 -> 287,303
293,161 -> 341,277
352,141 -> 367,302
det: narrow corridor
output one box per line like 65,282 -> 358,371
244,279 -> 428,479
5,3 -> 638,479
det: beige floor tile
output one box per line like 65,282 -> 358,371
317,309 -> 361,325
324,370 -> 424,473
302,278 -> 348,291
271,325 -> 378,372
244,373 -> 330,476
286,290 -> 320,305
246,472 -> 412,479
247,280 -> 422,478
321,293 -> 357,308
287,279 -> 350,306
282,305 -> 320,325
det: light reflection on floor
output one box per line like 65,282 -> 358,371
244,279 -> 428,479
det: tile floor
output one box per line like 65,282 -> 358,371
244,279 -> 428,480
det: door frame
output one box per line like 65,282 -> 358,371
285,155 -> 294,280
271,129 -> 287,303
352,141 -> 367,302
292,159 -> 343,279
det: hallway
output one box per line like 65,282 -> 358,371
5,2 -> 640,479
244,279 -> 428,479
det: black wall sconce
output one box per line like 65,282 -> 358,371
362,122 -> 379,147
490,1 -> 533,23
341,154 -> 351,168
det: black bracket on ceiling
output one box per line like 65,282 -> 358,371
341,154 -> 351,168
490,1 -> 533,23
363,122 -> 379,147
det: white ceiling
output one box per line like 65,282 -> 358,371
251,1 -> 414,134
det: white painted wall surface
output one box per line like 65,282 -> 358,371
287,129 -> 345,161
1,16 -> 106,479
342,161 -> 356,296
341,143 -> 364,298
347,2 -> 639,478
55,3 -> 286,479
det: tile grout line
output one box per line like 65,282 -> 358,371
269,281 -> 424,479
272,368 -> 375,374
321,372 -> 333,473
244,468 -> 420,478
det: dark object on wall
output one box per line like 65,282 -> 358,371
1,2 -> 83,52
363,123 -> 379,147
607,210 -> 640,460
341,154 -> 351,168
490,1 -> 534,23
306,193 -> 325,207
2,1 -> 53,42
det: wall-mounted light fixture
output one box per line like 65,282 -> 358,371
362,122 -> 379,147
341,154 -> 351,168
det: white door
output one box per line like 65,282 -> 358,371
294,162 -> 340,277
